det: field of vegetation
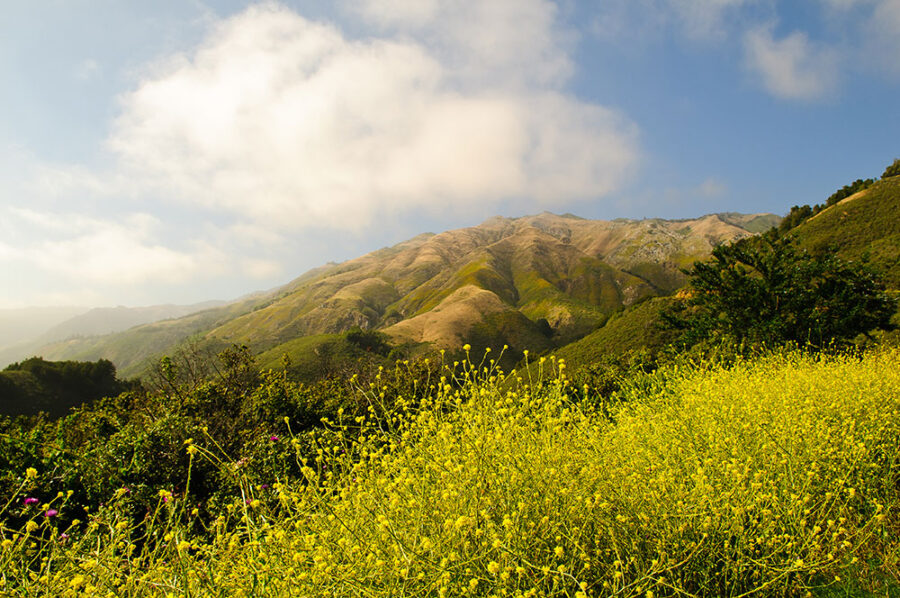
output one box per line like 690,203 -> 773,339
2,345 -> 899,596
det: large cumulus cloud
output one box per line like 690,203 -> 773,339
107,1 -> 639,231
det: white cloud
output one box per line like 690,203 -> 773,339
74,58 -> 101,81
669,0 -> 753,39
743,25 -> 840,100
3,1 -> 644,307
696,177 -> 728,198
865,0 -> 900,75
348,0 -> 441,28
0,209 -> 215,286
814,0 -> 900,78
104,1 -> 638,232
347,0 -> 573,88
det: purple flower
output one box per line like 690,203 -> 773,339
23,497 -> 39,506
44,509 -> 58,518
59,533 -> 70,541
260,484 -> 270,490
269,435 -> 279,442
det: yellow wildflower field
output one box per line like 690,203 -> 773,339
2,349 -> 898,596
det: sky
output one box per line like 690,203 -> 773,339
1,0 -> 898,309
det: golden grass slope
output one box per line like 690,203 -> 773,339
384,285 -> 553,352
207,212 -> 763,352
32,211 -> 771,374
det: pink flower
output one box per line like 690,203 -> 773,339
23,497 -> 39,506
269,435 -> 279,442
44,509 -> 58,518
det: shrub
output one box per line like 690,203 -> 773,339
665,234 -> 896,349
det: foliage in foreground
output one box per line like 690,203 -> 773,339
1,347 -> 899,597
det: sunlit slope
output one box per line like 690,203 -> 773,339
34,212 -> 768,377
209,213 -> 760,348
791,176 -> 900,288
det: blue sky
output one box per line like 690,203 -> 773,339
1,0 -> 898,308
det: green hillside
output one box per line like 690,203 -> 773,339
790,176 -> 900,288
253,331 -> 406,382
550,296 -> 678,365
545,172 -> 900,373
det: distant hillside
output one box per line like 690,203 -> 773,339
0,307 -> 88,359
36,298 -> 275,377
39,301 -> 226,341
1,301 -> 231,369
34,211 -> 772,378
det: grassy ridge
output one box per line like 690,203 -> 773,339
792,176 -> 900,288
30,212 -> 764,381
2,348 -> 898,596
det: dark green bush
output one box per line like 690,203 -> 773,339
882,158 -> 900,179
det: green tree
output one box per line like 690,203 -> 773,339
777,204 -> 814,233
664,234 -> 896,348
883,158 -> 900,179
825,178 -> 874,207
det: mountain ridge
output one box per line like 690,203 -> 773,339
33,211 -> 776,377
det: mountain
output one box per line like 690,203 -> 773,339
0,307 -> 90,368
34,212 -> 773,378
0,306 -> 87,348
37,301 -> 227,342
2,301 -> 231,369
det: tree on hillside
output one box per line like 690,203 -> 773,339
664,234 -> 896,348
777,205 -> 814,233
824,178 -> 874,207
0,358 -> 129,417
883,158 -> 900,179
